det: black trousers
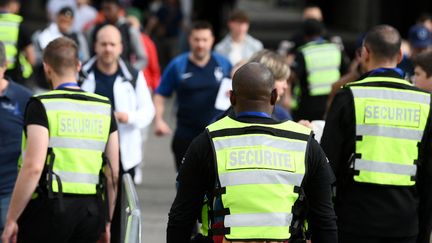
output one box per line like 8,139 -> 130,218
339,231 -> 417,243
171,135 -> 194,172
18,195 -> 104,243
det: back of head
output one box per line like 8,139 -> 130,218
302,18 -> 324,38
302,4 -> 323,22
232,62 -> 274,101
101,0 -> 120,6
414,50 -> 432,77
249,49 -> 290,80
0,0 -> 11,8
43,37 -> 79,76
363,25 -> 402,62
229,9 -> 249,23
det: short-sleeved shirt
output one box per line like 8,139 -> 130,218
0,80 -> 32,197
157,57 -> 229,140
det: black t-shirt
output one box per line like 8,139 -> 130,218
321,70 -> 432,242
167,115 -> 337,243
94,67 -> 118,109
23,89 -> 117,134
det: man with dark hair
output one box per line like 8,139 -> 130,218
0,0 -> 35,86
154,21 -> 232,172
167,62 -> 337,243
321,24 -> 432,243
1,37 -> 119,243
87,0 -> 147,71
0,40 -> 32,237
291,18 -> 348,121
413,50 -> 432,92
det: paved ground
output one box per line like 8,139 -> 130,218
137,97 -> 177,243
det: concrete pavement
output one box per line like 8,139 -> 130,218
136,97 -> 177,243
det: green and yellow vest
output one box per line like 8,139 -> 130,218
348,76 -> 431,186
0,13 -> 22,70
19,90 -> 112,195
300,41 -> 341,96
206,116 -> 311,240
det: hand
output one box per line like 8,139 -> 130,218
1,220 -> 18,243
297,119 -> 313,129
97,223 -> 111,243
114,112 -> 129,124
154,119 -> 172,136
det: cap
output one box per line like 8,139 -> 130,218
408,24 -> 432,48
57,6 -> 74,18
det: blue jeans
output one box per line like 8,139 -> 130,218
0,195 -> 11,241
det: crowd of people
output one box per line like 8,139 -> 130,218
1,0 -> 432,242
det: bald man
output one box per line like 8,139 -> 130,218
167,62 -> 337,243
321,25 -> 432,243
80,25 -> 154,243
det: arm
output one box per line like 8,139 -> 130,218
1,125 -> 49,243
117,72 -> 155,128
129,27 -> 148,71
153,60 -> 178,136
417,123 -> 432,243
167,134 -> 213,243
320,89 -> 355,178
100,131 -> 119,243
23,44 -> 36,66
304,139 -> 338,243
153,93 -> 171,136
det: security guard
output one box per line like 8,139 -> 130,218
292,19 -> 347,121
321,25 -> 432,243
1,37 -> 119,243
167,62 -> 337,243
0,0 -> 35,85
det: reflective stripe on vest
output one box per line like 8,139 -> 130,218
0,13 -> 22,70
219,170 -> 304,187
29,90 -> 111,195
225,212 -> 292,228
300,42 -> 341,96
349,77 -> 430,186
207,116 -> 311,240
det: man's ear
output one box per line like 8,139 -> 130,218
43,62 -> 50,75
76,60 -> 82,73
270,89 -> 277,105
229,90 -> 236,106
396,48 -> 403,64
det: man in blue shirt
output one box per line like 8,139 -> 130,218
0,41 -> 32,235
154,21 -> 232,171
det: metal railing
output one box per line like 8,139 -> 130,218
121,173 -> 142,243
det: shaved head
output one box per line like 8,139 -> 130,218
363,25 -> 401,61
95,25 -> 123,66
96,25 -> 122,43
231,62 -> 276,113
